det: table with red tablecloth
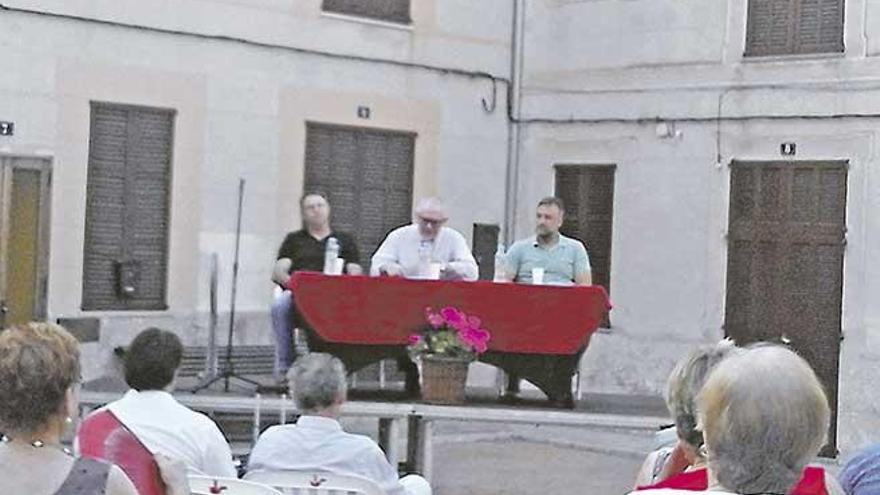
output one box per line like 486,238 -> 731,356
288,272 -> 611,403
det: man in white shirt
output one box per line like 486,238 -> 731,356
370,197 -> 478,281
247,353 -> 431,495
98,328 -> 237,478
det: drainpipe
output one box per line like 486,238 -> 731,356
504,0 -> 525,245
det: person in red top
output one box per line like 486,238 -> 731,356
636,465 -> 832,495
629,345 -> 837,495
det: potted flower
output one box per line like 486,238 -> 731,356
407,306 -> 491,404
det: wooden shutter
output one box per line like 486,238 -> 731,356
745,0 -> 844,56
322,0 -> 411,24
555,165 -> 615,326
304,123 -> 415,271
82,103 -> 173,311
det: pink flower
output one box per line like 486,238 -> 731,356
467,316 -> 482,329
427,313 -> 445,328
408,334 -> 423,345
459,327 -> 491,354
440,307 -> 465,327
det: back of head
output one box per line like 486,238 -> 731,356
124,328 -> 183,391
0,322 -> 80,435
665,339 -> 741,448
698,344 -> 830,494
288,353 -> 347,413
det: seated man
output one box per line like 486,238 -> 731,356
370,197 -> 478,281
247,353 -> 431,495
499,196 -> 592,286
499,197 -> 592,404
271,192 -> 362,381
87,328 -> 237,478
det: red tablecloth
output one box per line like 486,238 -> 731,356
288,272 -> 611,355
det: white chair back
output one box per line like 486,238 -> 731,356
244,470 -> 386,495
188,475 -> 283,495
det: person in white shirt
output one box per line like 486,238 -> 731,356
247,353 -> 431,495
92,328 -> 237,478
370,197 -> 478,281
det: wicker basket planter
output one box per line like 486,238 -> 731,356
420,355 -> 470,405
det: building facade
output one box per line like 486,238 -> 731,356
0,0 -> 877,456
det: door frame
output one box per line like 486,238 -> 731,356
0,155 -> 53,326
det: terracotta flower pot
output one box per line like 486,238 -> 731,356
420,354 -> 470,405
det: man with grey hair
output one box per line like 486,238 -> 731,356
247,353 -> 431,495
370,197 -> 478,281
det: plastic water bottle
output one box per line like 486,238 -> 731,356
418,242 -> 432,278
493,243 -> 507,282
324,237 -> 339,275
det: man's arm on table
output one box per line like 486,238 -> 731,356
498,242 -> 521,282
339,232 -> 363,275
573,242 -> 592,286
444,230 -> 479,281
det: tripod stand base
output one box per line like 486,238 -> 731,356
189,370 -> 262,394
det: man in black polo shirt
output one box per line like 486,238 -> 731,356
270,192 -> 362,381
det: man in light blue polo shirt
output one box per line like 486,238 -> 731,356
499,196 -> 592,406
501,197 -> 592,286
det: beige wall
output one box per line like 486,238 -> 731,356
51,61 -> 207,318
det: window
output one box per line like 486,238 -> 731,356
745,0 -> 845,57
82,102 -> 174,311
322,0 -> 411,24
304,123 -> 415,271
555,165 -> 615,327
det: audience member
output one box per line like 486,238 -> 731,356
82,328 -> 237,478
631,344 -> 831,495
633,339 -> 742,487
0,322 -> 139,495
839,444 -> 880,495
247,353 -> 431,495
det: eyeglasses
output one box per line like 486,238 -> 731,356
417,217 -> 447,227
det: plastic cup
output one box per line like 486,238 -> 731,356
428,263 -> 443,280
531,267 -> 545,285
334,257 -> 345,275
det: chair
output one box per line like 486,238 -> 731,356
244,470 -> 386,495
77,409 -> 165,495
188,475 -> 283,495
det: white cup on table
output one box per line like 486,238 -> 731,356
333,257 -> 345,275
531,267 -> 545,285
427,262 -> 443,280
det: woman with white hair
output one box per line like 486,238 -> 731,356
633,339 -> 743,488
246,353 -> 431,495
631,344 -> 833,495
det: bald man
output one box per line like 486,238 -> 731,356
370,198 -> 478,281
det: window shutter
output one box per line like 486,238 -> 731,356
322,0 -> 411,24
555,165 -> 615,327
746,0 -> 797,56
304,123 -> 415,271
83,103 -> 173,311
745,0 -> 844,56
796,0 -> 845,54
